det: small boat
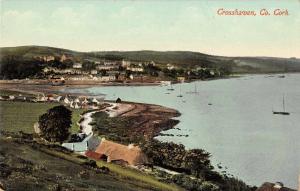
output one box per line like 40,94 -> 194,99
278,75 -> 285,78
167,84 -> 175,91
186,83 -> 199,94
273,95 -> 290,115
177,83 -> 183,97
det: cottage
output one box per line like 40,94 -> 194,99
121,60 -> 131,67
96,65 -> 118,70
167,64 -> 175,70
160,81 -> 171,86
54,96 -> 62,102
94,139 -> 148,166
82,97 -> 89,105
62,134 -> 100,153
256,182 -> 295,191
36,94 -> 47,102
47,95 -> 55,101
9,95 -> 15,100
127,67 -> 144,72
74,103 -> 80,109
91,70 -> 98,75
73,63 -> 82,69
74,98 -> 80,103
36,55 -> 55,62
50,77 -> 65,86
92,98 -> 100,104
64,96 -> 71,104
99,75 -> 116,82
85,150 -> 105,161
177,76 -> 185,83
129,74 -> 134,80
104,61 -> 117,66
60,54 -> 67,62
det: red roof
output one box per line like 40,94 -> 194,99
85,150 -> 104,160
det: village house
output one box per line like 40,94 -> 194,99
60,54 -> 67,62
93,139 -> 149,166
98,75 -> 116,82
62,134 -> 101,153
73,62 -> 83,69
167,64 -> 175,70
127,67 -> 144,72
256,182 -> 295,191
103,61 -> 118,66
106,71 -> 119,76
49,77 -> 65,86
121,60 -> 131,67
177,76 -> 185,83
35,55 -> 55,62
90,70 -> 98,75
96,65 -> 118,71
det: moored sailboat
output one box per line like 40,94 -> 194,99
273,95 -> 290,115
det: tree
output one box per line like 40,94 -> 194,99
82,61 -> 95,71
38,105 -> 72,143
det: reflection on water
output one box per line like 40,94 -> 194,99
67,74 -> 300,188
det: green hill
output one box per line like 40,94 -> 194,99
1,45 -> 300,74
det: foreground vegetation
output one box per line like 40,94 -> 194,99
0,100 -> 181,190
0,131 -> 180,191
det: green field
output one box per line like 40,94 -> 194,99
0,101 -> 84,134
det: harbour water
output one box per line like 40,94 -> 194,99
67,74 -> 300,188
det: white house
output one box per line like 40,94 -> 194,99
121,60 -> 131,67
9,95 -> 15,100
73,63 -> 82,69
99,75 -> 116,82
64,96 -> 71,104
127,67 -> 144,72
96,65 -> 118,70
91,70 -> 98,75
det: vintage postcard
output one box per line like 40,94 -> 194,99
0,0 -> 299,191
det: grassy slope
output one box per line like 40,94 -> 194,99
0,101 -> 84,134
1,138 -> 178,191
0,101 -> 181,190
1,45 -> 300,73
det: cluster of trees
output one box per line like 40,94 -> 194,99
143,63 -> 161,77
141,140 -> 255,191
0,55 -> 44,79
141,140 -> 214,177
47,58 -> 73,69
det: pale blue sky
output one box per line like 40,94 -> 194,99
1,0 -> 299,57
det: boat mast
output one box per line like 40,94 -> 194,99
283,95 -> 285,112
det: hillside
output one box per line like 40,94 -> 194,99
0,132 -> 180,191
1,45 -> 300,74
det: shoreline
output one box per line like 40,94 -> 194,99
0,75 -> 240,96
0,84 -> 182,141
